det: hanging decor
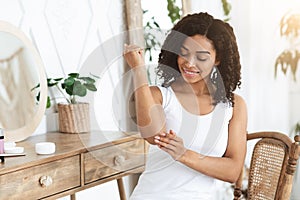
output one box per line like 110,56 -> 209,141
0,47 -> 37,130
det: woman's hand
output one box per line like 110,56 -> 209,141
123,44 -> 144,68
154,130 -> 187,161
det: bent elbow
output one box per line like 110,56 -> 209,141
227,174 -> 240,184
225,169 -> 242,184
145,138 -> 156,145
138,131 -> 156,145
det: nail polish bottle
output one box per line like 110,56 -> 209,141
0,129 -> 4,163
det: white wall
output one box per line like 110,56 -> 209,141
0,0 -> 127,133
0,0 -> 129,199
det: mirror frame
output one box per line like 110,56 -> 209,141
0,20 -> 47,142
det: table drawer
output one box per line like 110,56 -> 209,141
0,155 -> 80,200
84,139 -> 145,184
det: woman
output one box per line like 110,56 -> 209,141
124,12 -> 247,199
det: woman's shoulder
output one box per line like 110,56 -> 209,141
232,93 -> 247,117
233,93 -> 247,108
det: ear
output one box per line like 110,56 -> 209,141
215,60 -> 220,66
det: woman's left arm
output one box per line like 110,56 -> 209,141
154,94 -> 247,183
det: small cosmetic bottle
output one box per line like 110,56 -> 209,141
0,128 -> 4,163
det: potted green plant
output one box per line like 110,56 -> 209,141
274,13 -> 300,81
32,72 -> 99,133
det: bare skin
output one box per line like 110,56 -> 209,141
123,44 -> 166,144
123,35 -> 247,183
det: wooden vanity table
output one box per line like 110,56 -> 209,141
0,131 -> 145,200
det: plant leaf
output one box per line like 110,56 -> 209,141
73,81 -> 87,97
65,86 -> 73,96
46,96 -> 51,108
89,73 -> 100,79
48,82 -> 59,87
36,92 -> 40,101
47,78 -> 61,87
31,83 -> 40,91
295,123 -> 300,135
64,77 -> 75,86
68,73 -> 79,78
221,0 -> 231,16
167,0 -> 181,24
79,77 -> 95,84
53,78 -> 63,81
84,83 -> 97,91
153,21 -> 160,28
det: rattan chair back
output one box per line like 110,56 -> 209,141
233,131 -> 300,200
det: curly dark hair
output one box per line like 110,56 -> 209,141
156,12 -> 241,106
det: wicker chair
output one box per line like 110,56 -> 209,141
233,131 -> 300,200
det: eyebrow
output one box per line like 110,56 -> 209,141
181,45 -> 211,55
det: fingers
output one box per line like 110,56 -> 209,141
123,44 -> 145,68
154,135 -> 176,146
154,136 -> 177,151
169,129 -> 176,136
159,130 -> 181,142
154,130 -> 186,161
157,130 -> 175,139
154,130 -> 179,150
123,44 -> 143,55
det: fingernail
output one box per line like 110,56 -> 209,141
154,139 -> 159,143
154,136 -> 160,139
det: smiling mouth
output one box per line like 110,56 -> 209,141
183,68 -> 202,75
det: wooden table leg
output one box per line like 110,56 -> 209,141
117,178 -> 126,200
70,193 -> 76,200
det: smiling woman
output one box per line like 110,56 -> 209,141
0,21 -> 47,142
124,12 -> 247,200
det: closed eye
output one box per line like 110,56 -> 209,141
196,56 -> 208,61
180,46 -> 210,62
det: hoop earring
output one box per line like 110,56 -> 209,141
210,66 -> 218,85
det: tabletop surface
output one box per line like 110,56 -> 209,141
0,131 -> 140,174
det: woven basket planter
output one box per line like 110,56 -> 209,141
57,103 -> 90,133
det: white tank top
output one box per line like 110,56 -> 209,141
130,86 -> 233,200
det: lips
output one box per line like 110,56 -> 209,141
182,67 -> 201,75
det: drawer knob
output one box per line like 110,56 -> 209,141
114,155 -> 125,166
39,175 -> 53,187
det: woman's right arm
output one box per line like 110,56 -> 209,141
123,44 -> 166,144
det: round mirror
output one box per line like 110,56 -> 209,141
0,21 -> 47,142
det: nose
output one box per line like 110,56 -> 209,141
185,55 -> 196,67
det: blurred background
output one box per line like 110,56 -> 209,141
1,0 -> 300,199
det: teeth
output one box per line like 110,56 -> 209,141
184,69 -> 199,74
186,71 -> 195,74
